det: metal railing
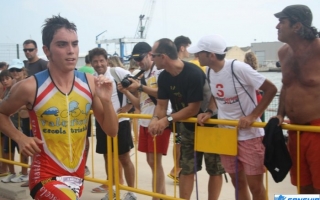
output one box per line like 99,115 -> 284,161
0,113 -> 318,199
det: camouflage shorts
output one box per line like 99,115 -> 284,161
179,123 -> 225,175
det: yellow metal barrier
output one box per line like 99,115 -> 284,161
1,113 -> 320,199
195,126 -> 237,155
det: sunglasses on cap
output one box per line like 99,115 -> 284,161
23,48 -> 35,52
9,68 -> 23,72
132,53 -> 147,62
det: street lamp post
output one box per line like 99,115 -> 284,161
96,30 -> 107,47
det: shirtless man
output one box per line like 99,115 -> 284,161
0,15 -> 118,199
274,5 -> 320,194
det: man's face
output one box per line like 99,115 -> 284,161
0,76 -> 13,88
276,18 -> 295,42
91,55 -> 108,75
9,68 -> 25,81
151,42 -> 164,70
133,53 -> 152,71
197,51 -> 211,66
180,44 -> 190,59
43,28 -> 79,71
23,43 -> 38,61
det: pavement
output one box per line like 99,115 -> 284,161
0,135 -> 297,200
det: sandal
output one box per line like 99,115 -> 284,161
91,186 -> 108,193
167,174 -> 179,183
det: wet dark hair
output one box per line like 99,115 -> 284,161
23,39 -> 37,48
88,48 -> 108,62
42,15 -> 77,49
155,38 -> 178,60
174,36 -> 191,52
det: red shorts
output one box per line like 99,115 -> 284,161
220,137 -> 265,175
288,119 -> 320,189
138,126 -> 171,155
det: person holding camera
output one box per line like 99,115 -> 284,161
118,42 -> 171,200
89,48 -> 137,200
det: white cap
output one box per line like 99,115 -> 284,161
187,35 -> 227,54
8,59 -> 24,69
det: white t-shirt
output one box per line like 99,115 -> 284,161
139,67 -> 172,127
94,67 -> 130,122
207,59 -> 265,140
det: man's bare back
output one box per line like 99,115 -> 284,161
280,38 -> 320,124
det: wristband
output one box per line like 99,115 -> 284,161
138,84 -> 143,92
152,116 -> 159,120
205,109 -> 214,115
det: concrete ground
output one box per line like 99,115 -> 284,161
0,135 -> 296,200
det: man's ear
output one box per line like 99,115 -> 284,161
43,45 -> 50,60
293,22 -> 303,33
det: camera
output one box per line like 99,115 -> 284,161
121,70 -> 145,88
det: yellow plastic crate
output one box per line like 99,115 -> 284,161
195,126 -> 237,156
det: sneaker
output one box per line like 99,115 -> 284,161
123,192 -> 137,200
101,189 -> 115,200
11,172 -> 28,183
1,173 -> 16,183
85,166 -> 90,176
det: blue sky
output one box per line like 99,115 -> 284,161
1,0 -> 319,58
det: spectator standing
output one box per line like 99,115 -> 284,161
189,35 -> 276,200
149,38 -> 225,200
274,5 -> 320,194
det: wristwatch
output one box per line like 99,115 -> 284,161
167,115 -> 173,122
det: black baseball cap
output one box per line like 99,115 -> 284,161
274,5 -> 313,27
131,42 -> 151,58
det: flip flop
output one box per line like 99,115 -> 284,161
21,181 -> 29,187
91,186 -> 108,193
167,174 -> 179,183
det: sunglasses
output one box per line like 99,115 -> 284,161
133,53 -> 147,62
150,53 -> 163,58
9,68 -> 23,72
23,48 -> 35,52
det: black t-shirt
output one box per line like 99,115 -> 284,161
26,59 -> 48,76
158,61 -> 206,131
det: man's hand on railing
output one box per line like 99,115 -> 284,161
238,115 -> 256,129
272,115 -> 284,126
197,112 -> 211,126
148,117 -> 168,136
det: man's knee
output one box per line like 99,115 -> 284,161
118,152 -> 131,165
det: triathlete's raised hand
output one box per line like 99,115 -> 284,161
94,75 -> 113,102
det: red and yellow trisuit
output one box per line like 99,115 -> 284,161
28,69 -> 92,199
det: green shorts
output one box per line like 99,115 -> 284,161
179,123 -> 225,176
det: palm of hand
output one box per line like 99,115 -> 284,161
95,80 -> 113,101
